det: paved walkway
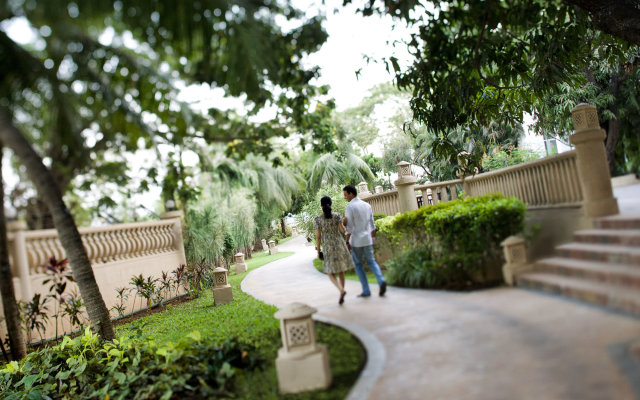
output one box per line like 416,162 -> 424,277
243,235 -> 640,400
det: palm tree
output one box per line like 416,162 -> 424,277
0,0 -> 327,342
0,112 -> 115,341
308,145 -> 375,192
0,141 -> 27,358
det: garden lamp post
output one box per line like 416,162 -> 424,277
234,252 -> 247,274
274,302 -> 331,394
212,267 -> 233,305
269,240 -> 278,255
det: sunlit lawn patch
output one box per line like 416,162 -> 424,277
117,251 -> 365,399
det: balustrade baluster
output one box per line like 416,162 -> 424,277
565,159 -> 579,203
535,166 -> 547,206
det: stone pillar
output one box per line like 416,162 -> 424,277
212,267 -> 233,305
570,103 -> 619,217
357,182 -> 371,199
161,210 -> 187,266
234,252 -> 247,274
7,221 -> 32,302
269,240 -> 278,255
261,239 -> 268,251
500,236 -> 531,286
393,161 -> 418,213
375,185 -> 383,194
274,303 -> 331,394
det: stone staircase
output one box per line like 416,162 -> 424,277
517,215 -> 640,316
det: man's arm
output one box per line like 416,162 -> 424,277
368,207 -> 376,238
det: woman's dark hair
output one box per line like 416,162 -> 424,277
320,196 -> 332,219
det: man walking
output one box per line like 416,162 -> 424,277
343,185 -> 387,297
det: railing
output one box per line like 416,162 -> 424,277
1,214 -> 187,342
363,189 -> 401,216
463,150 -> 582,209
415,179 -> 462,206
14,220 -> 180,275
363,150 -> 584,215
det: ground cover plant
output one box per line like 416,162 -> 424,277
1,250 -> 366,399
377,194 -> 527,290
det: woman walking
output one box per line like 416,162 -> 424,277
315,196 -> 354,305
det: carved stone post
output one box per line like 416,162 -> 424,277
212,267 -> 233,305
161,210 -> 187,266
394,161 -> 418,213
261,239 -> 268,251
570,103 -> 619,217
7,221 -> 32,302
375,185 -> 383,194
500,236 -> 531,285
357,182 -> 371,199
275,303 -> 331,394
269,240 -> 278,255
234,252 -> 247,274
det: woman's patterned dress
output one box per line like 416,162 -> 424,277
314,212 -> 355,274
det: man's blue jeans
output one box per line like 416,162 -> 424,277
350,245 -> 385,296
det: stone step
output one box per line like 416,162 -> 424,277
594,214 -> 640,229
535,257 -> 640,289
556,242 -> 640,265
517,273 -> 640,316
573,229 -> 640,246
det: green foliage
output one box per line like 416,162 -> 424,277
373,213 -> 387,221
115,251 -> 364,399
386,248 -> 484,290
392,1 -> 628,133
380,194 -> 527,289
0,329 -> 263,399
482,148 -> 543,171
295,186 -> 348,240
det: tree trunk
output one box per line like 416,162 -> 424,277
0,112 -> 114,341
280,217 -> 286,236
0,142 -> 27,359
605,73 -> 625,173
564,0 -> 640,46
605,108 -> 620,172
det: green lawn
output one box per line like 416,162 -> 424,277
117,251 -> 365,399
313,258 -> 385,285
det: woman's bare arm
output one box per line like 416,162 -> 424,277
315,229 -> 322,251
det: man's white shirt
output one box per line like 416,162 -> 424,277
345,197 -> 376,247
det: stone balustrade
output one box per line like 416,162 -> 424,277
415,179 -> 462,206
1,213 -> 187,342
365,150 -> 584,215
7,220 -> 180,276
363,189 -> 401,216
463,150 -> 583,208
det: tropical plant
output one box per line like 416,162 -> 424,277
110,287 -> 130,318
19,293 -> 50,343
60,291 -> 86,333
0,329 -> 264,399
42,257 -> 73,340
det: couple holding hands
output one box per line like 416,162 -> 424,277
314,185 -> 387,305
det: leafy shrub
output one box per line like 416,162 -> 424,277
0,329 -> 263,400
295,185 -> 348,240
381,194 -> 526,289
386,247 -> 485,290
482,147 -> 542,171
373,213 -> 387,221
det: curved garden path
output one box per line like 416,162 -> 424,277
242,235 -> 640,400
